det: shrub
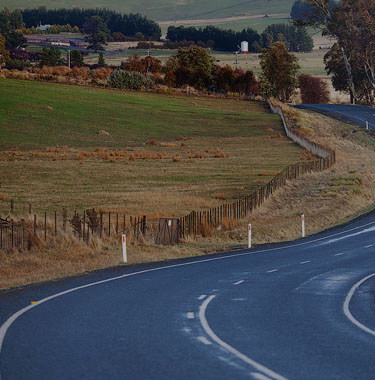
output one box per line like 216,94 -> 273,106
299,74 -> 330,104
106,69 -> 155,90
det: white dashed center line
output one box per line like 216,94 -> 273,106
267,269 -> 278,273
187,312 -> 195,319
198,295 -> 207,300
335,252 -> 345,256
300,261 -> 311,265
233,280 -> 244,285
365,244 -> 374,248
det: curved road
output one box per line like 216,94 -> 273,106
297,104 -> 375,129
1,213 -> 375,379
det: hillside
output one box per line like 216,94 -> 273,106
0,79 -> 305,217
4,0 -> 294,22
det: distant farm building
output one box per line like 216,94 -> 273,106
240,41 -> 249,54
37,23 -> 51,32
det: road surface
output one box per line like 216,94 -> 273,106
297,104 -> 375,129
1,213 -> 375,379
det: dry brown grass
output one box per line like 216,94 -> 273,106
7,103 -> 375,289
3,107 -> 375,290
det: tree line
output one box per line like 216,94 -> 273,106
166,24 -> 313,53
21,7 -> 161,40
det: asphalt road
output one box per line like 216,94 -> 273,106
1,213 -> 375,379
297,104 -> 375,129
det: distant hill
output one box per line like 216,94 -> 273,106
3,0 -> 295,22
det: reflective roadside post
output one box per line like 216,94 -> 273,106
248,224 -> 252,249
122,234 -> 127,263
301,214 -> 305,238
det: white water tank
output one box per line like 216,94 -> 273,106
240,41 -> 249,54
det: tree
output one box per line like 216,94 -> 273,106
165,46 -> 213,90
106,70 -> 154,90
39,46 -> 64,66
235,70 -> 258,98
214,65 -> 235,92
5,31 -> 26,50
98,52 -> 106,66
0,32 -> 9,65
259,42 -> 300,101
70,49 -> 83,67
82,16 -> 109,52
262,24 -> 313,52
299,73 -> 330,103
291,0 -> 313,20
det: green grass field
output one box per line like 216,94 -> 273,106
0,79 -> 306,217
4,0 -> 294,22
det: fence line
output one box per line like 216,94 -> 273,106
1,100 -> 336,249
178,99 -> 336,238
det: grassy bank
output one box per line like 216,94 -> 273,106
0,79 -> 305,217
1,81 -> 375,288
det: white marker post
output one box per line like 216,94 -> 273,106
248,224 -> 252,249
122,234 -> 127,263
301,214 -> 305,238
366,121 -> 369,130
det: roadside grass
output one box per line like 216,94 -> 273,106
2,91 -> 375,288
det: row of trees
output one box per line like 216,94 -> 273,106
166,24 -> 313,53
21,7 -> 161,40
294,0 -> 375,105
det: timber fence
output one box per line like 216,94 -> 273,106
178,99 -> 336,238
0,100 -> 336,250
0,209 -> 181,251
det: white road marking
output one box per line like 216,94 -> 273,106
197,336 -> 212,345
183,327 -> 192,333
267,269 -> 278,273
334,252 -> 345,256
343,273 -> 375,336
2,218 -> 375,380
198,295 -> 207,300
365,244 -> 374,248
252,373 -> 273,380
187,312 -> 195,319
322,226 -> 375,245
300,261 -> 311,265
199,295 -> 289,380
233,280 -> 244,285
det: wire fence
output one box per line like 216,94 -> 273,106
0,99 -> 336,249
177,99 -> 336,238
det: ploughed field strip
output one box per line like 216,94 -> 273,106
0,79 -> 306,217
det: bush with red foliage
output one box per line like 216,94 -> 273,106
299,74 -> 330,104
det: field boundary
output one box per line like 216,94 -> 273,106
0,99 -> 336,250
178,98 -> 336,237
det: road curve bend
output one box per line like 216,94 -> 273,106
1,214 -> 375,379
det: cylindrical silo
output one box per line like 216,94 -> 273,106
240,41 -> 249,54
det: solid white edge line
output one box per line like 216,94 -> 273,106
1,218 -> 375,378
198,295 -> 207,300
251,373 -> 273,380
234,280 -> 244,286
198,295 -> 289,380
343,273 -> 375,336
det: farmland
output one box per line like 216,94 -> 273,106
0,79 -> 306,218
3,0 -> 294,23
